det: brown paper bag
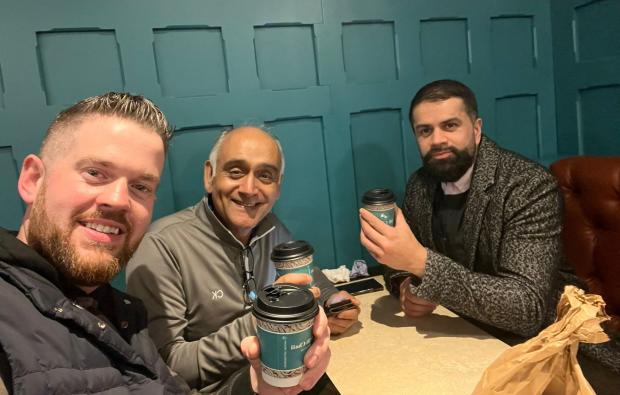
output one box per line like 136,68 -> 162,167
472,286 -> 610,395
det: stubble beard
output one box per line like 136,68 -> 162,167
27,185 -> 136,287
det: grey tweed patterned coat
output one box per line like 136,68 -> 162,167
387,135 -> 562,337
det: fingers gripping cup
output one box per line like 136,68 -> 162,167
253,284 -> 319,387
362,188 -> 396,226
271,240 -> 315,287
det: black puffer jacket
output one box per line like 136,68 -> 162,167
0,228 -> 187,394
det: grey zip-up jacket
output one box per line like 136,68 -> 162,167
126,197 -> 336,392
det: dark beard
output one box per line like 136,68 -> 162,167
27,186 -> 135,287
422,145 -> 475,182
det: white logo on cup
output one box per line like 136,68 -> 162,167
211,289 -> 224,300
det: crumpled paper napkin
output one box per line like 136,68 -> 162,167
321,265 -> 351,283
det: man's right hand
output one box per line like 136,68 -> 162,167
241,307 -> 331,394
359,207 -> 428,277
400,276 -> 437,318
275,273 -> 321,299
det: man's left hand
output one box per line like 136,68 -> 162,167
399,276 -> 436,318
325,291 -> 360,335
359,207 -> 427,277
241,307 -> 331,394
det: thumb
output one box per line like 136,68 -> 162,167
241,336 -> 263,393
241,336 -> 261,366
309,286 -> 321,300
394,206 -> 407,228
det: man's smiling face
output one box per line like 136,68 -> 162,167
24,115 -> 164,286
204,127 -> 282,244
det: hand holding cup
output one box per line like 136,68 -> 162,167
251,284 -> 324,388
241,305 -> 331,394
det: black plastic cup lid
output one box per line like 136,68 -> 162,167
271,240 -> 314,262
362,188 -> 395,205
252,284 -> 318,323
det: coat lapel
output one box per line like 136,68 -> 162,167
410,172 -> 437,250
460,136 -> 498,269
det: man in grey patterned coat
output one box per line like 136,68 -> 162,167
360,79 -> 563,339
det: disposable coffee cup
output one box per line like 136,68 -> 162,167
253,284 -> 319,387
362,188 -> 396,226
271,240 -> 315,287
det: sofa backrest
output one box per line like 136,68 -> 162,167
550,156 -> 620,334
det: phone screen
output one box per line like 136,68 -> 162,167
335,277 -> 384,296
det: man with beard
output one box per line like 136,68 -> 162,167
126,126 -> 358,393
0,93 -> 331,395
359,79 -> 564,340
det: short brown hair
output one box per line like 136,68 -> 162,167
41,92 -> 172,160
409,80 -> 478,125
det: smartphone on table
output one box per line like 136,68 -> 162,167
325,299 -> 357,317
335,277 -> 384,296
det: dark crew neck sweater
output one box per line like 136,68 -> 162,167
431,186 -> 469,264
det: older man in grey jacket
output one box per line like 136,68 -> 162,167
360,79 -> 565,340
127,126 -> 357,393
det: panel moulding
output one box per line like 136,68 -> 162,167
349,108 -> 406,201
168,124 -> 231,209
577,84 -> 620,155
341,21 -> 398,84
153,27 -> 229,97
0,146 -> 25,229
419,18 -> 470,75
495,94 -> 540,159
574,0 -> 620,62
36,29 -> 124,105
490,16 -> 536,70
263,116 -> 336,265
0,61 -> 5,108
254,24 -> 318,90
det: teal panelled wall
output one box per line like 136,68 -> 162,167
1,0 -> 561,285
551,0 -> 620,156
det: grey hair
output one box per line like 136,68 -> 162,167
208,126 -> 285,179
41,92 -> 173,160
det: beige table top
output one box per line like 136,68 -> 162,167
326,276 -> 510,395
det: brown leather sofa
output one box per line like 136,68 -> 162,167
550,156 -> 620,334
